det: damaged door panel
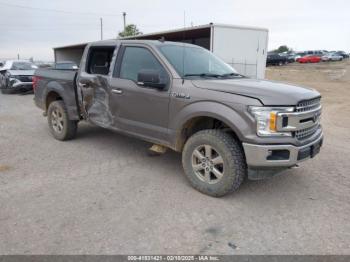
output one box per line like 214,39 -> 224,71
77,46 -> 116,128
78,75 -> 114,128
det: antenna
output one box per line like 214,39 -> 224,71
100,18 -> 103,40
123,12 -> 126,30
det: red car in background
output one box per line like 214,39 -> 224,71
297,55 -> 321,63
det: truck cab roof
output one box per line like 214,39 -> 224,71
87,39 -> 200,48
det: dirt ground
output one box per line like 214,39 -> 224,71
0,60 -> 349,255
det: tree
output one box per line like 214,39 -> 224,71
118,24 -> 142,37
276,45 -> 290,53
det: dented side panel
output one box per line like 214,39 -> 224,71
76,43 -> 118,128
81,76 -> 114,128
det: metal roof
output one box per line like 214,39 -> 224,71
121,23 -> 268,40
53,23 -> 268,50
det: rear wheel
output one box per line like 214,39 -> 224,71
47,100 -> 77,141
182,130 -> 247,197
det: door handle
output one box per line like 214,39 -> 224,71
112,89 -> 123,95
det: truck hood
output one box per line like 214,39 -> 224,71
7,70 -> 35,76
192,78 -> 320,105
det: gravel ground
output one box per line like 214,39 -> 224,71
0,61 -> 350,255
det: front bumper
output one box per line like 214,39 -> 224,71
1,82 -> 33,93
243,134 -> 323,168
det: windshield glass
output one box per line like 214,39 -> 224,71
11,62 -> 37,70
158,45 -> 238,78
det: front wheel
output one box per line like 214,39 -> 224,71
47,100 -> 77,141
182,130 -> 247,197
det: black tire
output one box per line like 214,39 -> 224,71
47,100 -> 77,141
182,130 -> 247,197
1,88 -> 13,94
1,79 -> 13,94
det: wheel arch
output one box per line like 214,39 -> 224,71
170,102 -> 250,152
43,80 -> 80,120
45,90 -> 64,111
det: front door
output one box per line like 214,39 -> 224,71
109,45 -> 171,142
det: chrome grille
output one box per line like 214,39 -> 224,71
296,97 -> 321,112
295,125 -> 320,140
294,97 -> 321,140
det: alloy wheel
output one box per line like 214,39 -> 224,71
51,108 -> 64,133
191,145 -> 224,184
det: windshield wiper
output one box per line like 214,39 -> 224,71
184,73 -> 221,78
219,73 -> 244,78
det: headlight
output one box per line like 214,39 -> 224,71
249,106 -> 294,137
9,75 -> 20,80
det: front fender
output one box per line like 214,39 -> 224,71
169,101 -> 253,149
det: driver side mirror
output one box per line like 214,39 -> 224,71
137,69 -> 167,89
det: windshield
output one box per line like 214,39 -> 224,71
11,62 -> 37,70
158,45 -> 238,78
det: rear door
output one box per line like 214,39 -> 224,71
109,44 -> 171,142
76,45 -> 116,128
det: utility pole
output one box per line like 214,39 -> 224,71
183,11 -> 186,28
100,18 -> 103,40
17,54 -> 19,60
123,12 -> 126,31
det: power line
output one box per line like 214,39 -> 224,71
0,1 -> 117,16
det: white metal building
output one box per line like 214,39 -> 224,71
53,23 -> 269,78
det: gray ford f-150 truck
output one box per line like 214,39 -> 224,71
34,40 -> 323,197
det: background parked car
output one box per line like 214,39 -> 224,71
335,51 -> 349,59
279,52 -> 296,63
266,53 -> 288,66
286,53 -> 297,63
296,55 -> 321,63
0,60 -> 37,94
305,50 -> 325,57
322,52 -> 343,62
294,52 -> 307,61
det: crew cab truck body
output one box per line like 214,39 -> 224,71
34,40 -> 323,197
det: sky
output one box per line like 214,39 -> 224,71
0,0 -> 349,61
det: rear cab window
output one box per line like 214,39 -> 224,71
86,46 -> 115,75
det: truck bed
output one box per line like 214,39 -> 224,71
34,68 -> 80,120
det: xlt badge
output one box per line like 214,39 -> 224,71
171,92 -> 191,99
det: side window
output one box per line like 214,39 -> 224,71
86,47 -> 115,75
119,47 -> 166,82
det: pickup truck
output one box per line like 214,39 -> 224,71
266,53 -> 288,66
34,40 -> 323,197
